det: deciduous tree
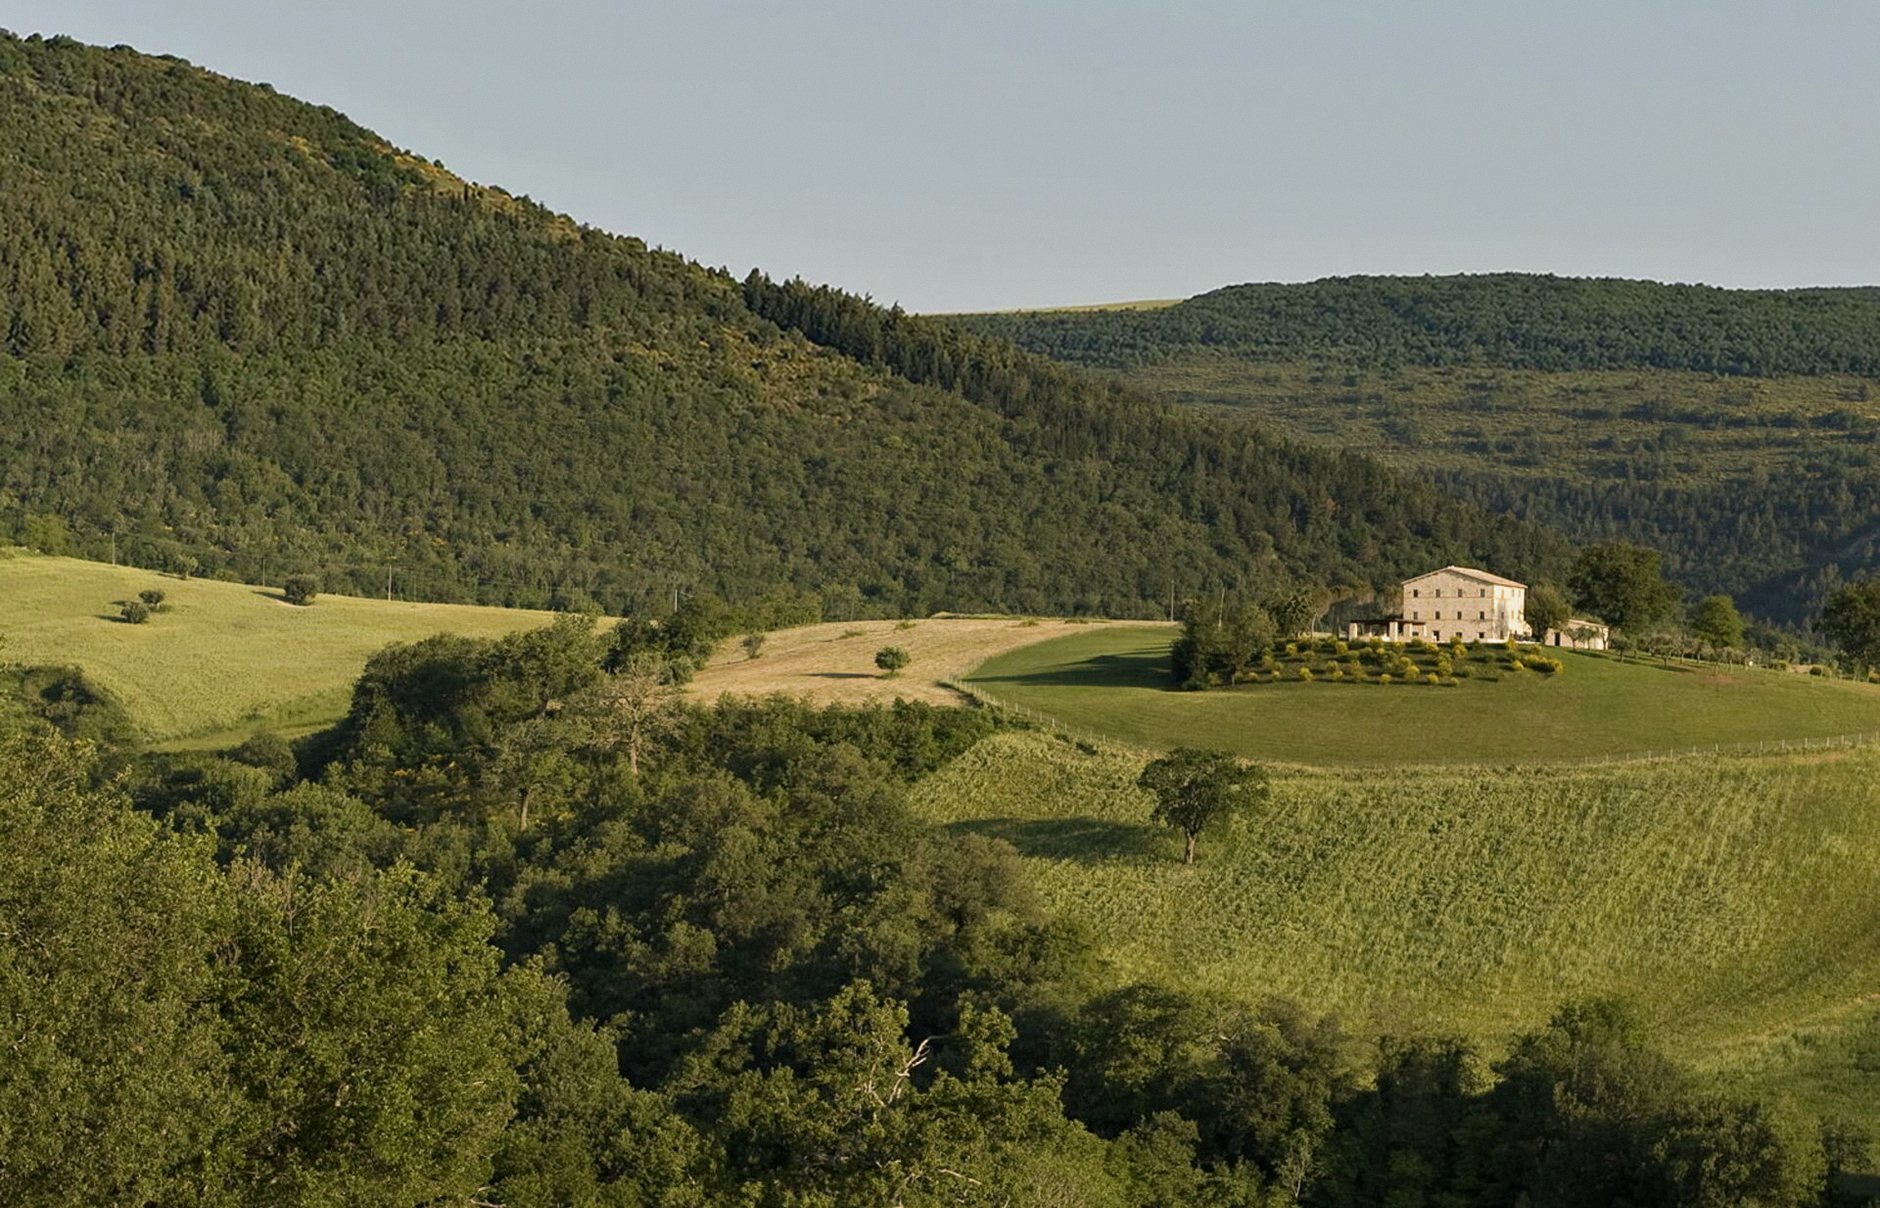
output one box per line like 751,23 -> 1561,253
1137,748 -> 1268,865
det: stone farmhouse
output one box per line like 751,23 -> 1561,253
1345,565 -> 1611,649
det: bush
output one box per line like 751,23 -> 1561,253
875,646 -> 911,676
741,632 -> 766,660
119,600 -> 150,624
282,575 -> 320,606
137,588 -> 166,607
1297,667 -> 1313,682
228,729 -> 297,784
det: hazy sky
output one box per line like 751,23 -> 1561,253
4,1 -> 1876,311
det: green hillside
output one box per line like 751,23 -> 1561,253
954,274 -> 1880,376
909,731 -> 1880,1126
0,550 -> 551,743
966,626 -> 1880,764
0,33 -> 1569,618
952,276 -> 1880,623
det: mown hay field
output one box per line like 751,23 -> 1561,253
966,625 -> 1880,765
909,730 -> 1880,1124
0,551 -> 554,743
687,616 -> 1148,707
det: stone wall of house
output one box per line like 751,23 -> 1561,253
1401,568 -> 1528,643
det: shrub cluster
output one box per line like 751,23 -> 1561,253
1218,635 -> 1566,688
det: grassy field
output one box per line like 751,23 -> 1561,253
687,616 -> 1147,707
966,625 -> 1880,764
910,730 -> 1880,1123
0,551 -> 555,744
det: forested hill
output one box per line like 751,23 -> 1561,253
955,274 -> 1880,376
954,277 -> 1880,624
0,32 -> 1569,615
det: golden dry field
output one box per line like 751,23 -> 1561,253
687,616 -> 1165,706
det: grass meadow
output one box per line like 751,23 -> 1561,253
910,730 -> 1880,1125
966,625 -> 1880,764
0,551 -> 554,744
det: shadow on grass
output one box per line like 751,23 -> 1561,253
971,649 -> 1172,691
806,672 -> 881,681
946,816 -> 1165,863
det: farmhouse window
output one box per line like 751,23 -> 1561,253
1479,611 -> 1486,619
1412,589 -> 1419,598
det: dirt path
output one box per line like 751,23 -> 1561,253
687,616 -> 1157,706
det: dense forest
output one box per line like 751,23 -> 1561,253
0,32 -> 1567,618
5,619 -> 1865,1206
957,275 -> 1880,376
955,281 -> 1880,624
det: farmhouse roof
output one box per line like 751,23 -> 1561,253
1405,565 -> 1528,590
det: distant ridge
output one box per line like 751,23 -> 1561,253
954,272 -> 1880,375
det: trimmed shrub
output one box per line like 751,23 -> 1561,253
875,646 -> 911,676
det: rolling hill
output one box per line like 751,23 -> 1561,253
954,276 -> 1880,623
0,33 -> 1569,621
963,626 -> 1880,764
0,549 -> 553,743
910,730 -> 1880,1128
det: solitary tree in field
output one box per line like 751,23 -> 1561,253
1690,594 -> 1744,650
138,588 -> 166,608
1818,580 -> 1880,670
282,575 -> 320,606
119,600 -> 150,624
742,632 -> 766,660
875,646 -> 911,677
1137,748 -> 1268,866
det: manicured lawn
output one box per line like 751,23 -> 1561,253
0,551 -> 555,743
966,625 -> 1880,764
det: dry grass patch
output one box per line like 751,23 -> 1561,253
688,617 -> 1157,707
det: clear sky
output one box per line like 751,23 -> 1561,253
4,1 -> 1875,312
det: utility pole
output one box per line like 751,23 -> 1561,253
385,563 -> 394,601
